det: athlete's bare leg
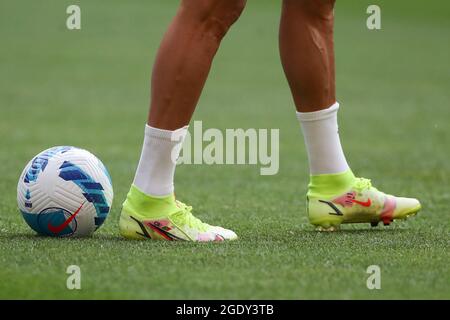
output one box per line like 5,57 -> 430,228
148,0 -> 247,130
279,0 -> 336,112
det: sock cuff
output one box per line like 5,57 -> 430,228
307,169 -> 355,198
123,185 -> 178,218
145,124 -> 189,142
296,102 -> 339,122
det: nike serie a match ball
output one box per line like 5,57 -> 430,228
17,146 -> 113,237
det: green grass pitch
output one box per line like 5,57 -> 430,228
0,0 -> 449,299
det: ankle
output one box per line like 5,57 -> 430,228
307,170 -> 355,198
123,185 -> 177,217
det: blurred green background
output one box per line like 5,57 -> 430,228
0,0 -> 449,299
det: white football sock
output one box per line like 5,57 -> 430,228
296,102 -> 350,175
133,124 -> 188,196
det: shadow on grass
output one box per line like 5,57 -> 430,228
0,232 -> 236,249
0,226 -> 414,247
0,232 -> 125,242
246,226 -> 416,244
301,228 -> 410,234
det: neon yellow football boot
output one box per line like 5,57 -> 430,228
307,170 -> 421,230
119,185 -> 238,241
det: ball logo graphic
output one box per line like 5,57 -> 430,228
17,146 -> 114,237
46,204 -> 82,235
38,206 -> 80,236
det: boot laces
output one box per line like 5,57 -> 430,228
170,200 -> 210,232
354,178 -> 373,192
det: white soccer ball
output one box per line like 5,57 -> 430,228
17,146 -> 113,237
